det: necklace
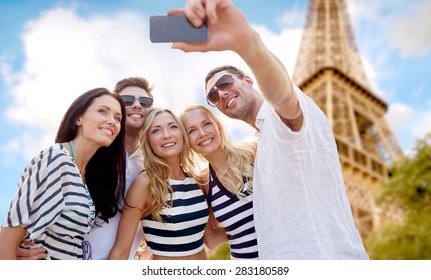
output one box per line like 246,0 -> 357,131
68,141 -> 76,162
68,141 -> 95,226
68,141 -> 84,181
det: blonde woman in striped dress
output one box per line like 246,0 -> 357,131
181,104 -> 259,259
109,108 -> 211,260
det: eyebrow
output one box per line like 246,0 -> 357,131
98,104 -> 122,116
186,118 -> 210,130
151,121 -> 178,128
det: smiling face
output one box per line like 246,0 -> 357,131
118,86 -> 152,133
147,111 -> 184,160
182,108 -> 222,157
205,70 -> 254,121
76,94 -> 122,147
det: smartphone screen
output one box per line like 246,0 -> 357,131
150,14 -> 208,43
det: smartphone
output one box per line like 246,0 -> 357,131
149,14 -> 208,43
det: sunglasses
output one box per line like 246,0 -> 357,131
121,95 -> 153,108
206,75 -> 235,107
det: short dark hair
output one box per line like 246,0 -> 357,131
55,88 -> 127,222
113,77 -> 154,99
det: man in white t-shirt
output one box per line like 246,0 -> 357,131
16,77 -> 154,260
172,0 -> 368,259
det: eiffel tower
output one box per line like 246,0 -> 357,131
292,0 -> 403,238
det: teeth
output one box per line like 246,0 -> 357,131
129,114 -> 142,118
227,97 -> 236,108
101,128 -> 113,136
200,139 -> 212,146
162,142 -> 175,148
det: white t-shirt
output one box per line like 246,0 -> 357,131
253,87 -> 368,259
85,148 -> 145,260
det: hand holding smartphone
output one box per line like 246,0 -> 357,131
150,14 -> 208,43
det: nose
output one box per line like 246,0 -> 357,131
197,126 -> 207,137
161,128 -> 171,138
106,114 -> 116,125
218,88 -> 229,100
131,98 -> 142,108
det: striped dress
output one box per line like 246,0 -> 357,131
2,144 -> 95,260
208,165 -> 259,259
142,176 -> 209,257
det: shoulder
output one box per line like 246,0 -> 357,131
124,172 -> 151,210
132,171 -> 150,186
21,144 -> 71,177
127,172 -> 151,197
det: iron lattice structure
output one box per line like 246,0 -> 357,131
292,0 -> 403,238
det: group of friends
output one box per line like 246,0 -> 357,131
0,0 -> 368,260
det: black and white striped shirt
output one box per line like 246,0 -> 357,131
2,144 -> 94,259
208,165 -> 259,259
142,176 -> 209,257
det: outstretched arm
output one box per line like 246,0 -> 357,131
170,0 -> 303,130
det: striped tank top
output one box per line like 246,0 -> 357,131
208,165 -> 259,259
142,176 -> 209,257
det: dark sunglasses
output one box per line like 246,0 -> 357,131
121,95 -> 153,108
206,75 -> 235,107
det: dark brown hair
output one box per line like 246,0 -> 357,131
55,87 -> 127,222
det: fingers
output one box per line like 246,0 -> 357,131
171,42 -> 207,53
204,0 -> 218,24
18,240 -> 47,260
16,251 -> 47,260
21,240 -> 36,247
167,8 -> 184,15
184,0 -> 207,27
16,245 -> 47,260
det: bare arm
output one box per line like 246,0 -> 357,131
203,207 -> 228,249
108,173 -> 150,260
0,226 -> 27,259
195,174 -> 228,249
170,0 -> 303,130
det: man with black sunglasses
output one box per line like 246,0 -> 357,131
169,0 -> 367,260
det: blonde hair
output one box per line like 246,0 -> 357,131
180,104 -> 256,197
141,107 -> 197,222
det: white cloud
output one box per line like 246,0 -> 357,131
3,6 -> 302,162
386,102 -> 415,136
386,101 -> 431,153
349,0 -> 431,58
277,6 -> 305,28
410,110 -> 431,140
253,24 -> 302,75
386,0 -> 431,58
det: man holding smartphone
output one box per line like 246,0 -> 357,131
169,0 -> 368,260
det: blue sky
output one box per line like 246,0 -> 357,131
1,0 -> 430,219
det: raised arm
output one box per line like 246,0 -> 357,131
108,173 -> 150,260
170,0 -> 303,130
